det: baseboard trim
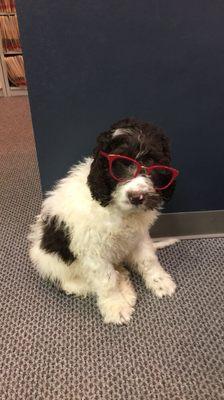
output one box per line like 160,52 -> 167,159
150,210 -> 224,239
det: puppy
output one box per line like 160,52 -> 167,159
29,118 -> 179,324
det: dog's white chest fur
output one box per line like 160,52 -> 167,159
113,214 -> 149,254
99,215 -> 144,263
69,207 -> 150,265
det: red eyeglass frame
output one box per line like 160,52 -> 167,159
100,151 -> 179,190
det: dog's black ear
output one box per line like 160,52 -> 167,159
158,133 -> 176,202
148,128 -> 176,202
88,130 -> 116,207
92,130 -> 113,156
145,125 -> 171,165
158,131 -> 171,164
161,181 -> 176,203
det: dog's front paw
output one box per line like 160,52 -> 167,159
146,271 -> 176,298
99,295 -> 135,324
98,282 -> 137,324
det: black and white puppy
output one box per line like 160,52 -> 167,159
29,118 -> 179,324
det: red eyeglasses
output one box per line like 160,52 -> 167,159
100,151 -> 179,190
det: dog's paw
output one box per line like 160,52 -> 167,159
98,281 -> 137,325
100,296 -> 135,325
146,271 -> 176,298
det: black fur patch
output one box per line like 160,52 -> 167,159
88,118 -> 176,206
40,216 -> 76,265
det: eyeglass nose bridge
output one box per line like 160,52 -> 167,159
140,165 -> 150,175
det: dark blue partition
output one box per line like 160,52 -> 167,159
16,1 -> 224,212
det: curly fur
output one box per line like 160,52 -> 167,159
29,118 -> 178,324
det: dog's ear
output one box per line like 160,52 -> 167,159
161,180 -> 176,202
157,132 -> 176,202
92,130 -> 113,156
158,131 -> 171,164
145,125 -> 171,165
88,129 -> 116,207
148,128 -> 175,202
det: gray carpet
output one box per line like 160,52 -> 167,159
0,97 -> 224,400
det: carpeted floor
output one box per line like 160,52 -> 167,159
0,97 -> 223,400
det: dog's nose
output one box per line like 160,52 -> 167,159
127,192 -> 145,206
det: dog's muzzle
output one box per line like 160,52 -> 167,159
127,191 -> 161,209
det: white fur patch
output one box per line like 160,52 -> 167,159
113,128 -> 133,137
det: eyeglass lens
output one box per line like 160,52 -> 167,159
111,157 -> 138,180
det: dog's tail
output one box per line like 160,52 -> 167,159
153,238 -> 180,250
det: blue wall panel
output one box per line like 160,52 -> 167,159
16,1 -> 224,212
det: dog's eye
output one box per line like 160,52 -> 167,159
150,169 -> 173,189
111,158 -> 137,180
